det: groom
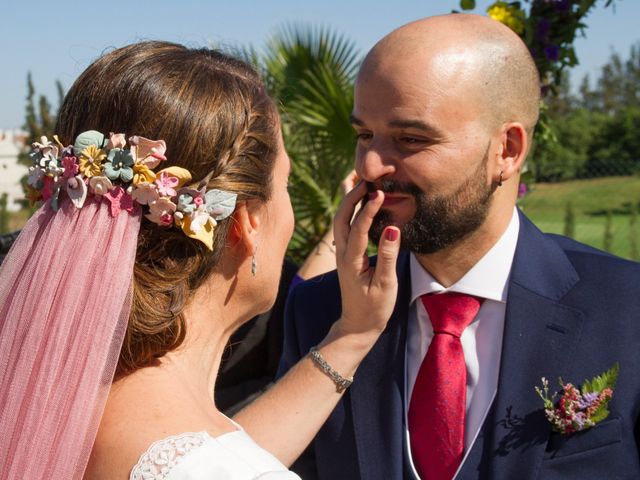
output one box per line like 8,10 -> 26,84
279,13 -> 640,480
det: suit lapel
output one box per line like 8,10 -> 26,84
350,251 -> 411,480
477,213 -> 585,479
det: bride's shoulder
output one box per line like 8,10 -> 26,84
86,372 -> 235,479
130,429 -> 302,480
129,431 -> 212,479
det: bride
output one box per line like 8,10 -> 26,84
0,41 -> 400,479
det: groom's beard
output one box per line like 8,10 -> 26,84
366,150 -> 495,254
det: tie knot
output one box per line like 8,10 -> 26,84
421,292 -> 483,337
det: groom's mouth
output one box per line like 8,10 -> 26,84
370,192 -> 410,208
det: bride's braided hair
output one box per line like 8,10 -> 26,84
56,42 -> 279,375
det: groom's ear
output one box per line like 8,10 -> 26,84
228,200 -> 261,257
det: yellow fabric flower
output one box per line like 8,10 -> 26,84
79,145 -> 106,178
180,214 -> 215,251
487,2 -> 525,34
132,164 -> 157,186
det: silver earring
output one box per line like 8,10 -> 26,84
251,254 -> 257,277
498,171 -> 503,187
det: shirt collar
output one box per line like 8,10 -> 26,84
409,208 -> 520,305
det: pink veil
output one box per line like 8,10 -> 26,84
0,198 -> 141,479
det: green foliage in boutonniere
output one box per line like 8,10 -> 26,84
535,363 -> 619,435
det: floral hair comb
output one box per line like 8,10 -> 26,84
27,130 -> 236,250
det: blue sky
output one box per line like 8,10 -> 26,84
0,0 -> 637,129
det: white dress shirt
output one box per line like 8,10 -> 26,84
404,208 -> 520,479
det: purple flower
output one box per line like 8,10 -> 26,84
540,85 -> 551,97
555,0 -> 573,13
535,19 -> 551,41
518,183 -> 527,199
544,45 -> 560,62
573,411 -> 588,429
578,391 -> 599,409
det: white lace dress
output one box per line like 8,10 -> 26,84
129,430 -> 301,480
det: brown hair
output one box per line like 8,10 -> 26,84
56,41 -> 279,375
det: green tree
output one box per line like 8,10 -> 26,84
17,73 -> 64,209
531,105 -> 607,181
457,1 -> 619,185
458,0 -> 619,94
581,43 -> 640,115
530,42 -> 640,181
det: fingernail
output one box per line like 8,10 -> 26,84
385,227 -> 399,242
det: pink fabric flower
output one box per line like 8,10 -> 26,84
107,132 -> 127,150
159,212 -> 173,225
155,172 -> 179,197
41,176 -> 57,201
130,136 -> 167,169
62,156 -> 79,178
104,186 -> 135,217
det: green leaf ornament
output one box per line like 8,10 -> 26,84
204,189 -> 237,221
74,130 -> 107,154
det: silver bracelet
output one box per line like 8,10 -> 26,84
308,346 -> 353,393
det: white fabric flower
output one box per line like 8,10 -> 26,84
131,182 -> 160,205
89,176 -> 114,196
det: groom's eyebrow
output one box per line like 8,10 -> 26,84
350,114 -> 443,137
388,119 -> 444,138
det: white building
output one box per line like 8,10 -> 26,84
0,130 -> 28,212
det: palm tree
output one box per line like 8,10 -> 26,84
258,25 -> 362,263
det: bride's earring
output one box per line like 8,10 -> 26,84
251,248 -> 257,277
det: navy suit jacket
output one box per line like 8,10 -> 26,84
279,212 -> 640,479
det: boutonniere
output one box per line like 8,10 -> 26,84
535,363 -> 619,435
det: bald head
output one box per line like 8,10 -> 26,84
361,14 -> 540,135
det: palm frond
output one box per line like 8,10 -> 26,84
259,24 -> 362,263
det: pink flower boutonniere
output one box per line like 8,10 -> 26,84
535,363 -> 619,435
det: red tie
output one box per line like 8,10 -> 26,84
408,292 -> 484,480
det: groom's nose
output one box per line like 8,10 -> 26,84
356,140 -> 396,183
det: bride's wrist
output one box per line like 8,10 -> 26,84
329,316 -> 385,346
313,319 -> 382,376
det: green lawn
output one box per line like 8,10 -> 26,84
519,176 -> 640,260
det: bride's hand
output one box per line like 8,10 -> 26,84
332,181 -> 400,341
234,182 -> 400,463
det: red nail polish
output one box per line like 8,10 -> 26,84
385,228 -> 399,241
